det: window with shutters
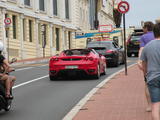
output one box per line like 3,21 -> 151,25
65,0 -> 69,19
24,0 -> 30,6
39,0 -> 45,11
53,0 -> 58,15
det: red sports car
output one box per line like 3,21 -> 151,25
49,49 -> 107,80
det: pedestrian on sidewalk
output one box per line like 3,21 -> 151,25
138,21 -> 155,112
140,23 -> 160,120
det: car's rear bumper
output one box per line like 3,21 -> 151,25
127,46 -> 139,53
49,64 -> 98,76
104,55 -> 117,64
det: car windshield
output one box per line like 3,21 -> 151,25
64,49 -> 91,56
131,36 -> 141,41
87,42 -> 112,54
90,47 -> 107,54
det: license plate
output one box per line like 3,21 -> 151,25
65,65 -> 78,69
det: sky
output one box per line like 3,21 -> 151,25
125,0 -> 160,27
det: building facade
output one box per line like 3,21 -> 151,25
98,0 -> 115,26
0,0 -> 76,60
0,0 -> 116,60
88,0 -> 115,30
75,0 -> 115,48
156,18 -> 160,23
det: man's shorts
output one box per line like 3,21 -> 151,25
147,76 -> 160,103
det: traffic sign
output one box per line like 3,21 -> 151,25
4,18 -> 12,25
118,1 -> 130,14
98,25 -> 113,32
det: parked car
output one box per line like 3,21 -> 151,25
87,41 -> 125,67
127,29 -> 143,57
49,49 -> 107,80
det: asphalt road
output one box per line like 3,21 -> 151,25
0,57 -> 138,120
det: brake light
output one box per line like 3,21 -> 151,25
106,50 -> 114,53
51,58 -> 59,61
88,57 -> 94,61
84,57 -> 94,61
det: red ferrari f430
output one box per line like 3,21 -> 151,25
49,49 -> 107,80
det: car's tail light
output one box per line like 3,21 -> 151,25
84,57 -> 88,60
106,50 -> 115,53
50,58 -> 59,61
84,57 -> 94,61
88,57 -> 94,61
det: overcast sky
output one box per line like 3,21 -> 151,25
125,0 -> 160,27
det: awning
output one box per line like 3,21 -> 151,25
75,30 -> 121,39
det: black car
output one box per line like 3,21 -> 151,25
87,41 -> 125,67
127,29 -> 143,57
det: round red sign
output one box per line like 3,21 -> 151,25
118,1 -> 130,14
4,18 -> 12,25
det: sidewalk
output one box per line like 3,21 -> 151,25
73,65 -> 152,120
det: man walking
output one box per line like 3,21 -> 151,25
138,21 -> 155,58
140,23 -> 160,120
138,21 -> 155,112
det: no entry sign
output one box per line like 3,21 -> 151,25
118,1 -> 130,14
4,18 -> 12,25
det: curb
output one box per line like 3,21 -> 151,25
63,63 -> 137,120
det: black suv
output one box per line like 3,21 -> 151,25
127,29 -> 143,57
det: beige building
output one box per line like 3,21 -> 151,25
75,0 -> 115,48
0,0 -> 116,60
72,0 -> 90,48
98,0 -> 114,25
0,0 -> 76,60
156,18 -> 160,23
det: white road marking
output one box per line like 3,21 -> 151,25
16,64 -> 48,71
13,75 -> 49,89
39,64 -> 48,67
63,63 -> 137,120
16,67 -> 34,71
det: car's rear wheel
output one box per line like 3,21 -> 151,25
49,75 -> 57,81
113,59 -> 119,67
127,53 -> 132,57
135,53 -> 138,57
93,64 -> 100,79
